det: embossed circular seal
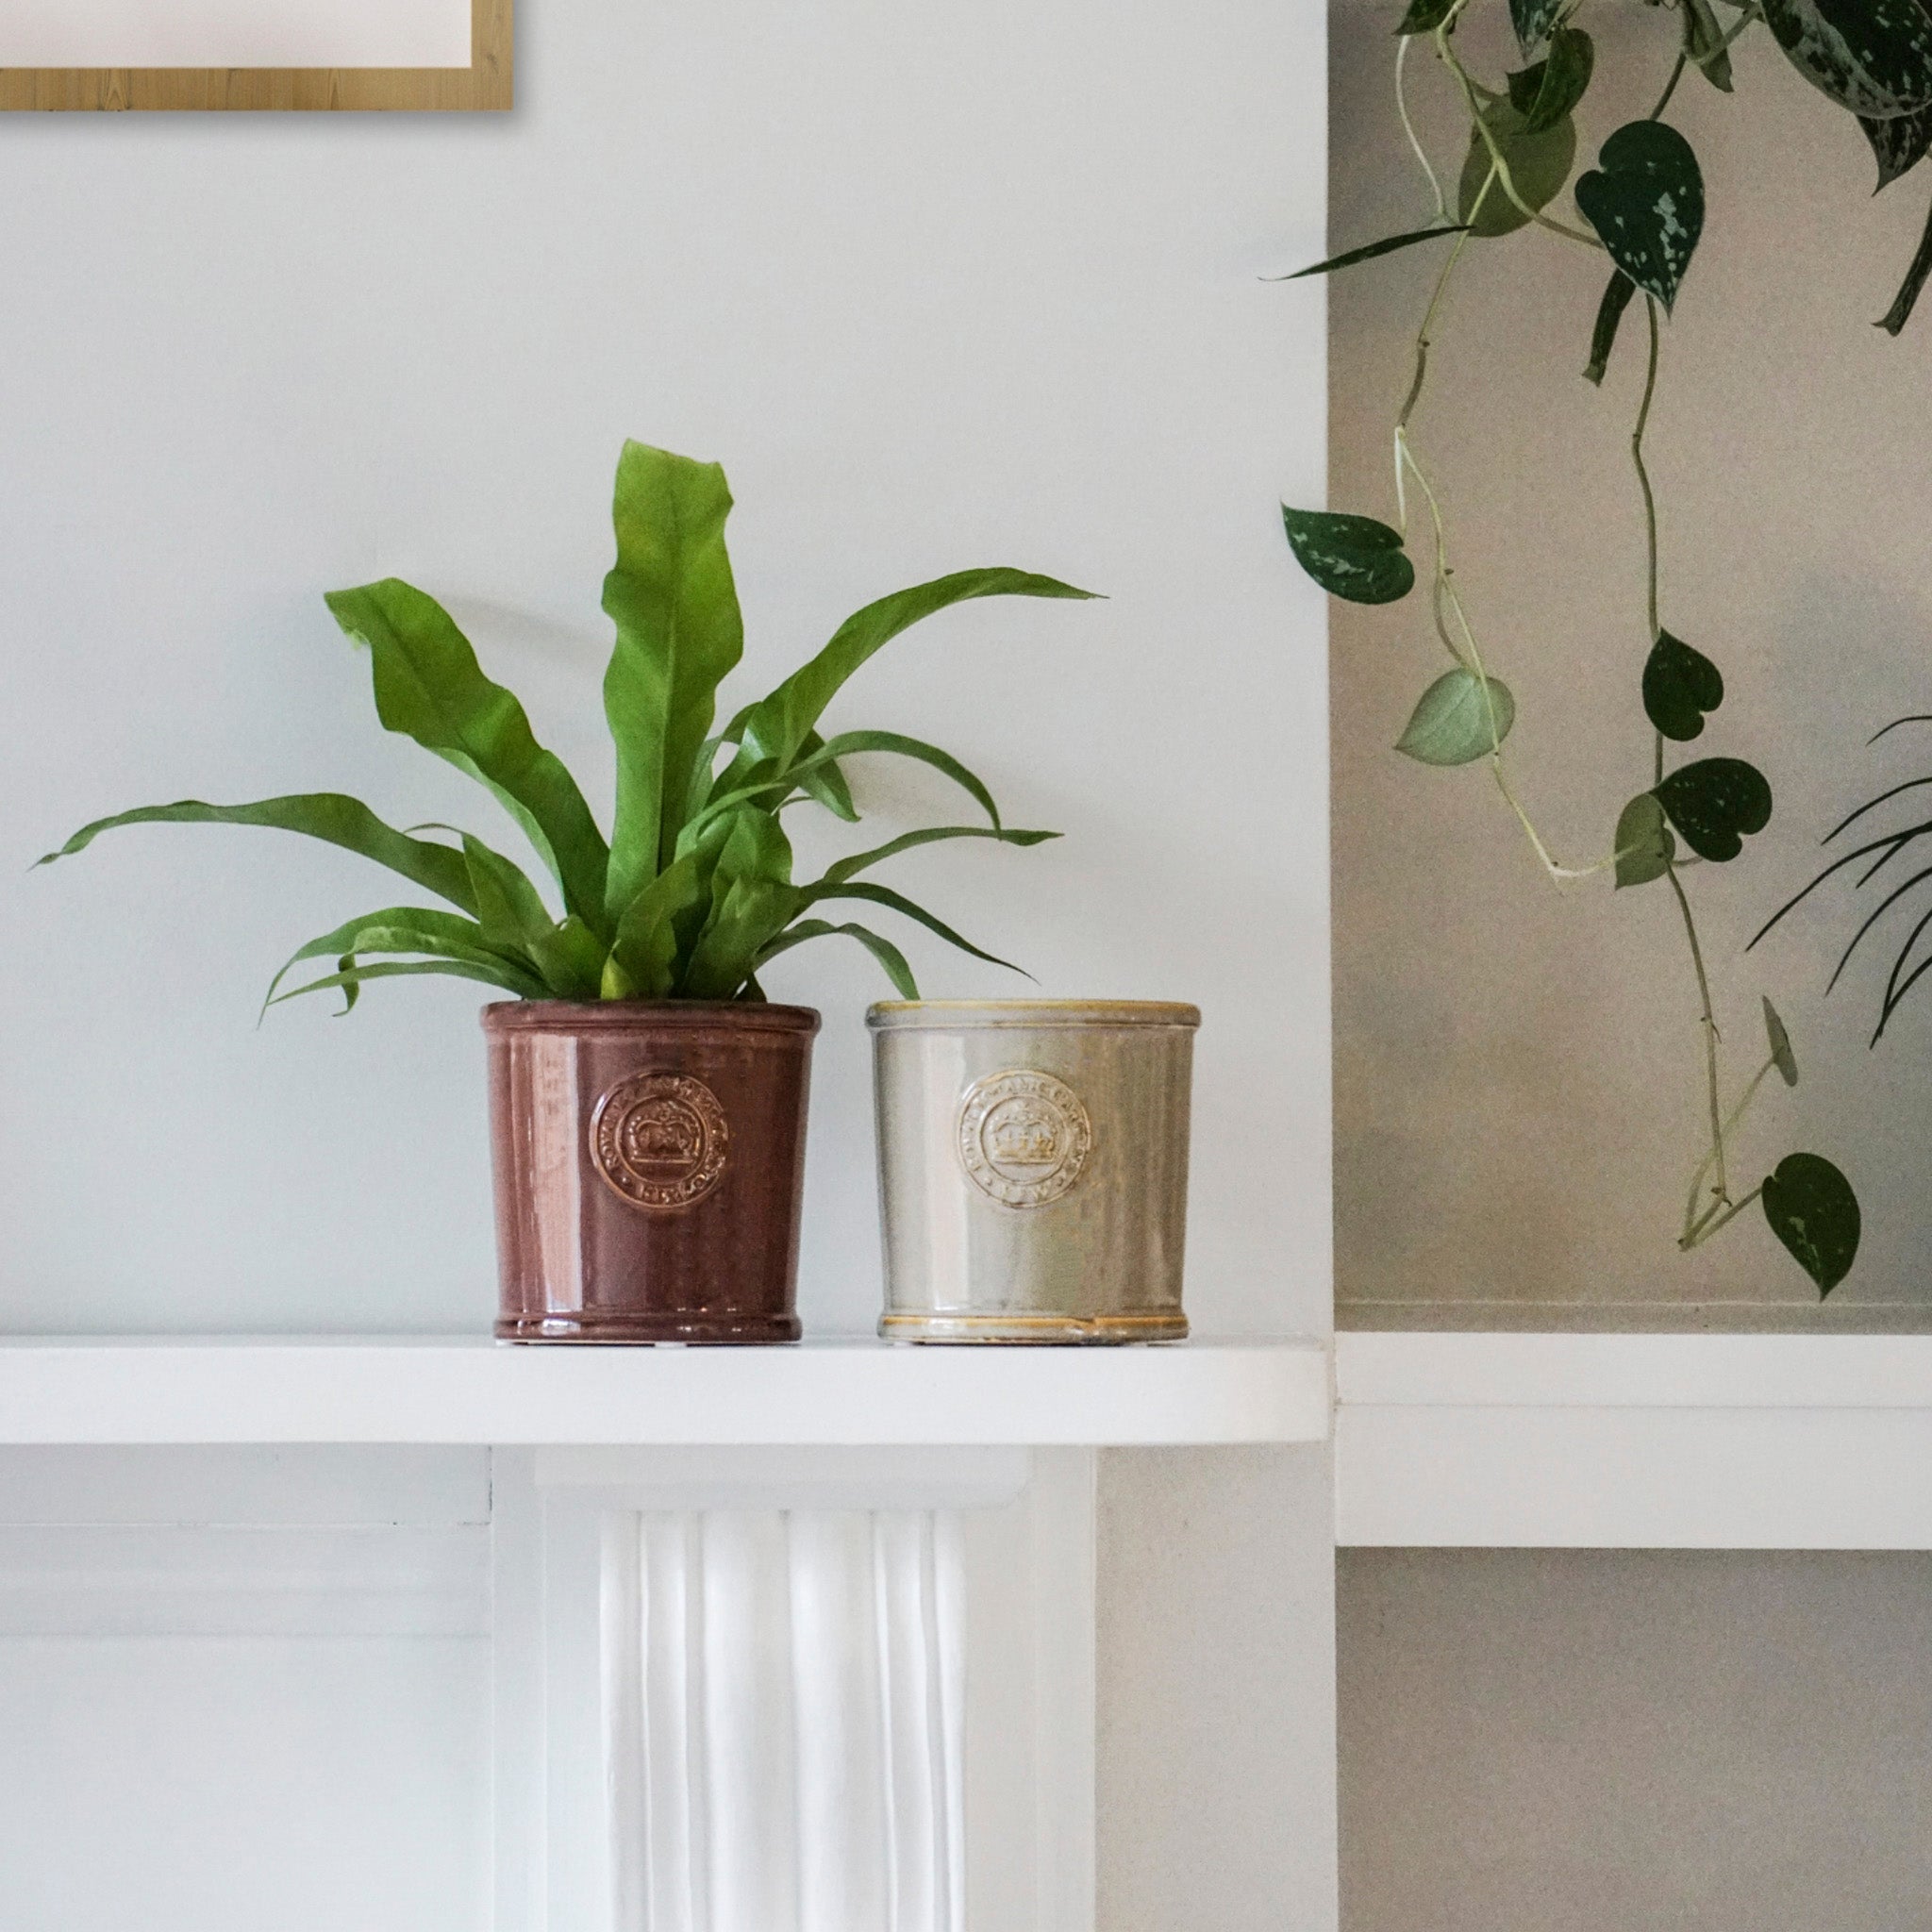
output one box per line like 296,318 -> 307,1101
957,1069 -> 1091,1208
590,1073 -> 730,1211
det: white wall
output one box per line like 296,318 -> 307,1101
0,0 -> 1328,1344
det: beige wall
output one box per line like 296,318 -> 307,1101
1330,2 -> 1932,1324
1338,1548 -> 1932,1929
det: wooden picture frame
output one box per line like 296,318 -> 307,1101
0,0 -> 510,111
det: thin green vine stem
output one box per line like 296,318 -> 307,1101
1666,861 -> 1730,1209
1633,295 -> 1662,645
1398,218 -> 1478,433
1683,1056 -> 1774,1241
1683,1182 -> 1764,1250
1395,32 -> 1450,226
1649,51 -> 1688,122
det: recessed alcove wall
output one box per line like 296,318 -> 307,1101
1329,0 -> 1932,1328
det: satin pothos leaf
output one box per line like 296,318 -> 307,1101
1763,997 -> 1800,1087
1507,26 -> 1594,132
1395,0 -> 1457,35
1683,0 -> 1735,91
1862,105 -> 1932,190
1762,1152 -> 1861,1295
1459,101 -> 1577,238
1395,669 -> 1516,766
1275,225 -> 1470,279
1584,270 -> 1638,384
1508,0 -> 1565,56
1613,791 -> 1674,888
1759,0 -> 1932,118
1655,757 -> 1772,860
1642,632 -> 1724,741
1281,507 -> 1415,604
1574,121 -> 1705,312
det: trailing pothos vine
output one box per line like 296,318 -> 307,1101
1279,0 -> 1932,1297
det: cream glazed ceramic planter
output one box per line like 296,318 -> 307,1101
867,1000 -> 1201,1342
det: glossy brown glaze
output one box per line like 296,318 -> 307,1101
483,1001 -> 819,1343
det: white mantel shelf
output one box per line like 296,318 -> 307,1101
0,1335 -> 1329,1448
1336,1333 -> 1932,1550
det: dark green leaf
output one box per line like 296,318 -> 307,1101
1574,121 -> 1705,312
1395,0 -> 1457,33
1655,757 -> 1772,860
1459,101 -> 1577,238
1395,668 -> 1516,765
325,580 -> 609,937
1683,0 -> 1735,90
601,441 -> 745,923
1273,225 -> 1470,279
1759,0 -> 1932,117
1507,26 -> 1595,132
1509,0 -> 1565,54
1761,1152 -> 1860,1295
1642,631 -> 1724,741
1584,269 -> 1638,384
1281,507 -> 1415,604
1763,996 -> 1799,1086
1877,188 -> 1932,332
818,824 -> 1058,888
1613,791 -> 1675,888
792,731 -> 858,821
38,794 -> 477,916
724,571 -> 1095,791
755,919 -> 920,999
797,880 -> 1027,976
1862,104 -> 1932,189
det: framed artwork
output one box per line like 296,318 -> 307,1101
0,0 -> 510,111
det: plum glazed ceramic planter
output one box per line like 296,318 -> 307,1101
868,1000 -> 1200,1342
483,1001 -> 819,1342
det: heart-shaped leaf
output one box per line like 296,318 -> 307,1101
1763,996 -> 1799,1087
1395,669 -> 1516,766
1655,758 -> 1772,860
1507,26 -> 1595,132
1395,0 -> 1457,33
1574,121 -> 1704,312
1613,791 -> 1674,888
1509,0 -> 1565,55
1683,0 -> 1735,91
1861,103 -> 1932,191
1459,101 -> 1577,239
1762,1152 -> 1860,1296
1282,507 -> 1415,604
1642,631 -> 1724,741
1760,0 -> 1932,118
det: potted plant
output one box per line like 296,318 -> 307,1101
41,441 -> 1094,1342
869,999 -> 1201,1341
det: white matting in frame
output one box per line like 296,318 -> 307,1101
0,0 -> 474,70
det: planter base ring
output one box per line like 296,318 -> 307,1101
879,1309 -> 1189,1345
496,1312 -> 803,1345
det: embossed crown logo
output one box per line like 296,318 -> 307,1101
957,1069 -> 1091,1208
591,1073 -> 730,1212
987,1103 -> 1061,1168
625,1100 -> 704,1170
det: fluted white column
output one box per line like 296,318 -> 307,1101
603,1507 -> 965,1932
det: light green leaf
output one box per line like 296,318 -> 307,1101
818,824 -> 1058,889
792,731 -> 859,821
325,580 -> 609,935
1574,121 -> 1705,312
755,919 -> 920,998
1459,101 -> 1576,240
263,908 -> 546,1014
798,879 -> 1027,976
1654,758 -> 1772,860
606,815 -> 734,999
1395,669 -> 1516,766
1613,792 -> 1675,888
1763,996 -> 1799,1087
679,810 -> 804,1000
600,441 -> 745,922
1762,1152 -> 1860,1296
269,957 -> 541,1009
38,794 -> 477,916
1281,508 -> 1415,605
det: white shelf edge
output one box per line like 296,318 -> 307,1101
1336,1333 -> 1932,1550
0,1335 -> 1331,1449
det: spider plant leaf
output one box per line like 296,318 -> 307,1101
601,442 -> 745,916
797,880 -> 1026,975
1642,631 -> 1724,741
817,824 -> 1058,889
1763,997 -> 1799,1087
1862,105 -> 1932,190
1655,757 -> 1772,861
1507,26 -> 1595,133
755,918 -> 920,999
1395,669 -> 1516,765
1574,121 -> 1704,313
263,908 -> 547,1014
37,793 -> 478,916
1758,0 -> 1932,118
325,579 -> 610,936
1613,791 -> 1674,889
728,569 -> 1097,778
1458,100 -> 1576,240
271,957 -> 546,1009
1281,508 -> 1415,604
678,810 -> 805,1000
1761,1152 -> 1860,1296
